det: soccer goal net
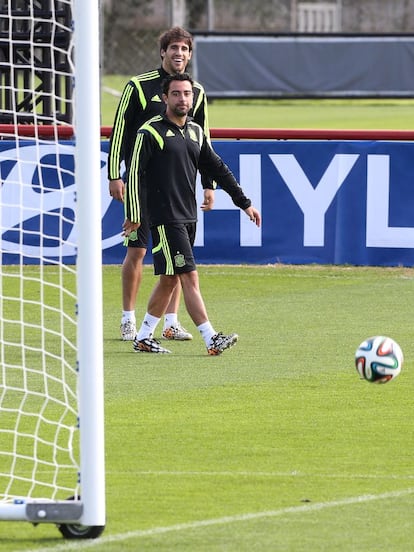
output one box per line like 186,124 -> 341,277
0,0 -> 105,539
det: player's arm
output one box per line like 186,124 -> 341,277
109,178 -> 125,203
108,81 -> 144,202
107,82 -> 135,181
198,136 -> 261,226
192,82 -> 210,140
243,205 -> 261,227
124,132 -> 144,228
124,127 -> 156,229
193,82 -> 216,192
200,188 -> 214,211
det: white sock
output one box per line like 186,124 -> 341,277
136,313 -> 161,340
122,310 -> 135,324
197,321 -> 216,346
164,313 -> 178,330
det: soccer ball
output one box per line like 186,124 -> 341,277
355,336 -> 403,384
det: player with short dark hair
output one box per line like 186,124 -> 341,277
123,73 -> 261,355
107,27 -> 214,342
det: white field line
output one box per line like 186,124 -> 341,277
132,470 -> 414,480
19,487 -> 414,552
102,86 -> 122,97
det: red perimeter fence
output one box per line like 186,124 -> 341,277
0,125 -> 414,141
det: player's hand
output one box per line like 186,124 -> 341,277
122,218 -> 140,237
200,189 -> 215,211
244,206 -> 261,227
109,179 -> 125,202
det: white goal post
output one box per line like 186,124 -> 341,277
0,0 -> 105,539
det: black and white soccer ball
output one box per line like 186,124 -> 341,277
355,336 -> 403,384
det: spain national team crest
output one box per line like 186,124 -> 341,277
174,253 -> 185,268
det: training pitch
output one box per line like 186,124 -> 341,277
2,264 -> 413,551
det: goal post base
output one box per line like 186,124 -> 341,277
0,500 -> 82,523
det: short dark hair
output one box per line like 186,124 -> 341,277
159,27 -> 193,54
162,72 -> 194,96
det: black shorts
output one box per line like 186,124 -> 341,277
151,223 -> 197,275
124,217 -> 150,249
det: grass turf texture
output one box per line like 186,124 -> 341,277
101,75 -> 414,129
1,264 -> 413,550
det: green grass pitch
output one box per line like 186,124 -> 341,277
101,75 -> 414,129
1,265 -> 413,550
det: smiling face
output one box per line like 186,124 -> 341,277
161,40 -> 192,75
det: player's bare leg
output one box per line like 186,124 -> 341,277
179,271 -> 238,355
132,275 -> 177,353
120,246 -> 146,340
146,275 -> 178,319
161,280 -> 193,340
178,270 -> 208,326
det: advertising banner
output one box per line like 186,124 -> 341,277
1,139 -> 413,266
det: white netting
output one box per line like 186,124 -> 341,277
0,0 -> 80,503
